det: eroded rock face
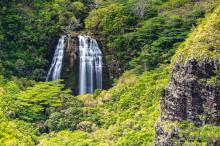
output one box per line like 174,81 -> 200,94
62,34 -> 79,94
155,59 -> 220,146
61,34 -> 112,94
155,121 -> 180,146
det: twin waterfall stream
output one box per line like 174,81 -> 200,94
46,35 -> 65,81
47,35 -> 103,95
78,35 -> 103,95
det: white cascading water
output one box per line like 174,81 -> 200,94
78,35 -> 103,95
46,35 -> 65,81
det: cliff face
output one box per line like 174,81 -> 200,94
162,59 -> 220,126
154,4 -> 220,145
61,34 -> 113,94
155,59 -> 220,145
62,34 -> 79,94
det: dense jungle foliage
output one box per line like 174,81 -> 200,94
0,0 -> 93,80
0,0 -> 220,145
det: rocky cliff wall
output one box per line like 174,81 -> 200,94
60,34 -> 112,94
62,34 -> 79,94
155,58 -> 220,146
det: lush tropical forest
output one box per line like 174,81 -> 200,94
0,0 -> 220,145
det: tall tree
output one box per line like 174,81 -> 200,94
132,0 -> 147,19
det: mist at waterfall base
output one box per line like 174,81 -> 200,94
78,35 -> 103,95
46,35 -> 103,95
47,35 -> 65,81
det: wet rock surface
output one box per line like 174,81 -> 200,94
62,34 -> 79,94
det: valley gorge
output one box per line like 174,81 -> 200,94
0,0 -> 220,145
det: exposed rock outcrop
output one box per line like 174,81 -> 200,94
155,59 -> 220,146
61,33 -> 112,94
162,59 -> 220,125
62,34 -> 79,94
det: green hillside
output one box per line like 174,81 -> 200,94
0,0 -> 219,145
173,2 -> 220,63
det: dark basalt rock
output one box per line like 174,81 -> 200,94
62,34 -> 79,94
162,59 -> 220,125
155,121 -> 180,146
155,58 -> 220,146
60,33 -> 113,94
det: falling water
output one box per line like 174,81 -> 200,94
78,35 -> 103,95
46,35 -> 65,81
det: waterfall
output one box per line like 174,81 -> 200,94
46,35 -> 65,81
78,35 -> 103,95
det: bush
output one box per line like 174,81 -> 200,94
0,114 -> 39,145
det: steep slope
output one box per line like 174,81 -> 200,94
0,0 -> 220,146
39,67 -> 169,145
155,4 -> 220,145
86,0 -> 217,84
